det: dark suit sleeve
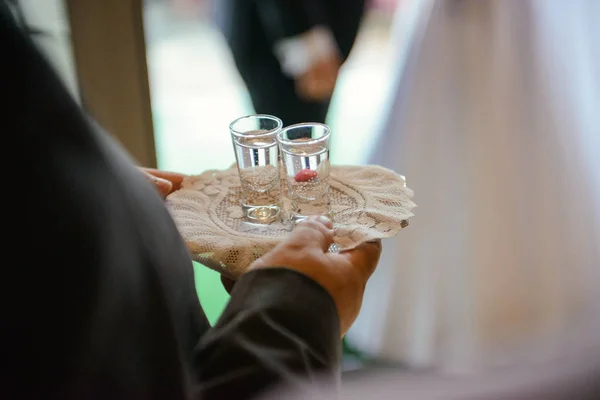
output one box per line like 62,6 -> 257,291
253,0 -> 329,41
193,268 -> 341,399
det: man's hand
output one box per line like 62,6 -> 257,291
249,216 -> 382,336
274,26 -> 342,102
295,54 -> 341,102
140,167 -> 185,199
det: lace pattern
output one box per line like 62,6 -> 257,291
166,165 -> 416,278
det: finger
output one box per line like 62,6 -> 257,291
140,168 -> 185,192
296,76 -> 332,101
220,275 -> 236,295
142,171 -> 173,199
300,215 -> 333,229
306,79 -> 332,101
340,240 -> 382,279
288,216 -> 334,252
295,80 -> 313,100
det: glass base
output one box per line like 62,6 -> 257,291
242,204 -> 281,223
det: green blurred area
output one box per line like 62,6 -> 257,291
193,261 -> 229,325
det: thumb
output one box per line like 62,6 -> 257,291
287,216 -> 334,253
145,173 -> 173,199
141,168 -> 185,192
249,215 -> 335,271
340,240 -> 382,279
150,176 -> 173,199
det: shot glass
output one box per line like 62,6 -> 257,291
230,114 -> 283,223
278,123 -> 332,223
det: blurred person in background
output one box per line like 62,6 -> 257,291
213,0 -> 365,128
348,0 -> 600,373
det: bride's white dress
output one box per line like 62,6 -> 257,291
347,0 -> 600,372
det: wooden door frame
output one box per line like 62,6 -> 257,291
66,0 -> 157,168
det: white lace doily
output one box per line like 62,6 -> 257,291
166,165 -> 416,278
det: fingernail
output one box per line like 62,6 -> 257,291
297,216 -> 333,228
317,215 -> 331,224
317,215 -> 333,228
295,217 -> 309,225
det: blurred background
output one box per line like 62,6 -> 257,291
145,0 -> 397,172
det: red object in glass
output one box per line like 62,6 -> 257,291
294,169 -> 318,182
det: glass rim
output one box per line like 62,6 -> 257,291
277,122 -> 331,146
229,114 -> 283,138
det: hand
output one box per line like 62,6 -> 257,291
248,216 -> 382,336
139,167 -> 185,199
295,54 -> 342,102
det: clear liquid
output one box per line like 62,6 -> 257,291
234,135 -> 281,222
281,144 -> 331,221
